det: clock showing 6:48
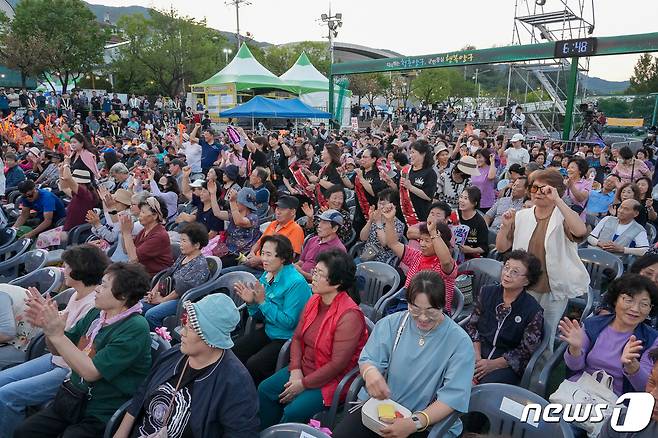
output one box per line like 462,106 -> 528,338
554,37 -> 598,58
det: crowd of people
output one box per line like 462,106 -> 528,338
0,91 -> 658,438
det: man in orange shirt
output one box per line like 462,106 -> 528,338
221,195 -> 305,276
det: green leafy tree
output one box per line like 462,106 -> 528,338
627,54 -> 658,94
113,8 -> 228,96
258,42 -> 331,76
0,31 -> 54,88
412,68 -> 476,105
348,73 -> 389,110
7,0 -> 108,93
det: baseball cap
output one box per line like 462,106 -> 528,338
318,209 -> 344,226
276,195 -> 299,210
189,179 -> 206,189
511,133 -> 525,142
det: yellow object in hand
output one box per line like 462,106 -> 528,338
377,404 -> 396,423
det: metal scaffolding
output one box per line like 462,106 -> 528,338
509,0 -> 596,136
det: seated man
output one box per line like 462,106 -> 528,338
586,174 -> 619,226
222,195 -> 304,276
485,176 -> 527,232
588,199 -> 649,257
12,180 -> 66,240
407,201 -> 452,241
248,166 -> 271,218
295,209 -> 347,281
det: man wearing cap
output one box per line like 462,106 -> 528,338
13,180 -> 66,239
224,195 -> 304,276
294,209 -> 347,281
112,294 -> 260,437
503,133 -> 530,172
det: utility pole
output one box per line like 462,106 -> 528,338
321,5 -> 343,128
226,0 -> 251,50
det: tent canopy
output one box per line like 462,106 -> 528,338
220,96 -> 331,119
194,43 -> 297,93
279,52 -> 330,93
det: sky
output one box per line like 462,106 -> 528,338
88,0 -> 658,82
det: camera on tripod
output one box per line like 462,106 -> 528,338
579,102 -> 596,123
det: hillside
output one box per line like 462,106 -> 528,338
581,76 -> 630,95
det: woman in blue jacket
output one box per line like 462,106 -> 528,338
112,293 -> 260,438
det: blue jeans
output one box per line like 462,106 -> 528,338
0,354 -> 69,438
142,299 -> 180,331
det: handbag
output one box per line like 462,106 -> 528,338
158,275 -> 175,297
145,359 -> 190,438
549,370 -> 619,437
52,378 -> 91,423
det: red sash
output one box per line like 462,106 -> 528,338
290,161 -> 315,200
315,165 -> 329,209
354,174 -> 371,220
399,165 -> 419,226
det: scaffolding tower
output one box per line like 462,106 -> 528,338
509,0 -> 596,136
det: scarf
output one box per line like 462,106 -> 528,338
82,301 -> 143,355
354,171 -> 372,220
315,165 -> 329,209
399,165 -> 419,226
290,160 -> 315,199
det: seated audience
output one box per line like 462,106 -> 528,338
359,188 -> 405,264
259,249 -> 367,429
407,200 -> 452,241
112,294 -> 260,438
0,285 -> 38,369
179,166 -> 224,238
16,262 -> 153,437
295,209 -> 347,281
465,250 -> 544,385
233,235 -> 312,384
302,185 -> 353,245
458,187 -> 489,259
484,177 -> 527,232
142,222 -> 211,330
225,195 -> 304,276
120,195 -> 173,276
144,168 -> 179,222
248,166 -> 272,218
383,205 -> 457,312
0,244 -> 110,437
12,180 -> 66,240
4,153 -> 26,189
588,199 -> 650,257
586,174 -> 619,225
563,156 -> 592,221
609,182 -> 649,227
560,274 -> 658,396
332,271 -> 475,438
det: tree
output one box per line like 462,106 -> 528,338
113,8 -> 229,96
6,0 -> 108,93
628,54 -> 658,94
348,73 -> 389,110
412,68 -> 476,105
257,42 -> 331,76
0,31 -> 54,88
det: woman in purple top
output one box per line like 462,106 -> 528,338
471,148 -> 497,212
563,157 -> 592,221
559,274 -> 658,396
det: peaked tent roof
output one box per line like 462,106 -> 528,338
279,52 -> 330,93
220,96 -> 331,119
194,43 -> 297,93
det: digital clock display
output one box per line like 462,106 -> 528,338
554,38 -> 598,58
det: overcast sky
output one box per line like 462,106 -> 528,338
89,0 -> 658,82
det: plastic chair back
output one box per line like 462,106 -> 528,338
452,287 -> 465,321
53,288 -> 76,310
0,238 -> 33,280
348,241 -> 365,259
0,227 -> 17,251
150,332 -> 171,364
520,322 -> 551,389
275,338 -> 292,371
356,261 -> 401,309
646,223 -> 657,245
578,247 -> 622,293
468,383 -> 574,438
170,242 -> 181,261
22,249 -> 48,272
25,332 -> 47,362
260,423 -> 331,438
260,221 -> 271,233
458,258 -> 503,301
10,267 -> 64,297
344,228 -> 357,249
204,256 -> 223,282
215,271 -> 259,308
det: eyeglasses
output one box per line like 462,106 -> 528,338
529,184 -> 547,194
502,264 -> 527,278
408,303 -> 442,320
620,294 -> 653,313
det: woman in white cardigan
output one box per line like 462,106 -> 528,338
496,168 -> 590,350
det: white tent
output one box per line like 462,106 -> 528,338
279,52 -> 352,128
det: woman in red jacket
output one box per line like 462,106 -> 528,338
257,248 -> 368,429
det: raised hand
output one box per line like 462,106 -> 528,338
85,209 -> 101,227
207,179 -> 217,195
558,317 -> 585,355
182,166 -> 192,177
501,208 -> 516,228
621,335 -> 643,373
301,202 -> 314,218
381,204 -> 396,221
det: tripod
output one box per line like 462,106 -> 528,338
571,117 -> 605,143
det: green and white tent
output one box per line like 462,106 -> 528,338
194,43 -> 297,93
279,52 -> 331,94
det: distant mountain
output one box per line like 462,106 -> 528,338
581,76 -> 630,95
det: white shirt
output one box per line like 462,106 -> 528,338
504,147 -> 530,169
590,217 -> 649,248
181,141 -> 202,172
